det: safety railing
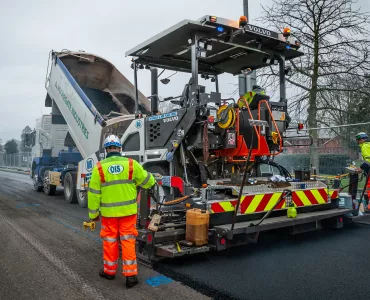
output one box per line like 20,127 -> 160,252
258,99 -> 283,155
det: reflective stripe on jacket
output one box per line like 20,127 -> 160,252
88,155 -> 155,219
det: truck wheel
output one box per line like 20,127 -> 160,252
64,172 -> 77,204
43,171 -> 56,196
77,190 -> 88,208
44,183 -> 56,196
33,176 -> 43,192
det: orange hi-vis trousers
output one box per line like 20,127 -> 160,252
100,215 -> 138,276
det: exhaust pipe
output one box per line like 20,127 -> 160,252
150,67 -> 159,114
276,55 -> 286,103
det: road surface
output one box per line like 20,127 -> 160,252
2,170 -> 370,300
0,170 -> 208,300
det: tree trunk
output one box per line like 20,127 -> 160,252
309,27 -> 320,174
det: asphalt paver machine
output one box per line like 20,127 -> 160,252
121,15 -> 351,263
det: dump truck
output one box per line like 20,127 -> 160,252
43,50 -> 151,206
25,114 -> 82,195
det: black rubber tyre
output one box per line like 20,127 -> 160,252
33,175 -> 43,192
64,172 -> 78,204
44,183 -> 56,196
43,170 -> 56,196
77,189 -> 88,208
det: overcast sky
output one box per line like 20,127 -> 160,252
0,0 -> 268,143
0,0 -> 368,144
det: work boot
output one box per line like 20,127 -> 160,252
126,275 -> 139,288
99,270 -> 115,280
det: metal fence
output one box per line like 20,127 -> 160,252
0,152 -> 32,171
274,123 -> 370,175
272,122 -> 370,193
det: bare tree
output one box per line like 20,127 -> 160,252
260,0 -> 370,171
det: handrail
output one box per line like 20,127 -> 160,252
257,100 -> 283,155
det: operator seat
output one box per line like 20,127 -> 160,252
171,76 -> 206,107
238,92 -> 271,149
171,84 -> 189,107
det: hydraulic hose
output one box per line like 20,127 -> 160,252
258,158 -> 292,178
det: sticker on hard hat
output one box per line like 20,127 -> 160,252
108,164 -> 124,175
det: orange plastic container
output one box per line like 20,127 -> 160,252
186,208 -> 210,246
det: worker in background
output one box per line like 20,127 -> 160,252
238,84 -> 292,130
355,132 -> 370,213
238,85 -> 266,108
88,135 -> 156,288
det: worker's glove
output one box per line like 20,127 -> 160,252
148,188 -> 155,197
91,216 -> 100,222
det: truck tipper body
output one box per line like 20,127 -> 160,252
42,50 -> 151,206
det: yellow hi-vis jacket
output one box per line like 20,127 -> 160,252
238,88 -> 266,108
88,154 -> 155,219
360,142 -> 370,164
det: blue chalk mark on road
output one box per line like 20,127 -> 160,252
16,202 -> 41,209
145,275 -> 173,287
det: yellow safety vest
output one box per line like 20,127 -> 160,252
360,142 -> 370,164
238,90 -> 266,108
88,155 -> 155,219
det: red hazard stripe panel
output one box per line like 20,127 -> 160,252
331,190 -> 338,199
97,161 -> 106,183
275,192 -> 287,209
255,193 -> 273,212
211,203 -> 226,213
240,195 -> 255,214
292,192 -> 304,207
209,188 -> 329,215
305,190 -> 319,205
318,189 -> 329,202
276,197 -> 286,209
128,158 -> 133,180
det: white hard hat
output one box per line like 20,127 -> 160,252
355,132 -> 368,141
103,135 -> 122,148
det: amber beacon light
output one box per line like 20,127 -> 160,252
283,27 -> 291,37
239,16 -> 248,27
